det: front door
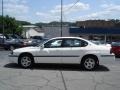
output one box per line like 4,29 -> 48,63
36,39 -> 63,63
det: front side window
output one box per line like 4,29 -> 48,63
44,39 -> 62,48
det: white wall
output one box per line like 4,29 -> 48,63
26,28 -> 44,38
22,26 -> 44,38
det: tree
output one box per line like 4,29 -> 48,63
0,15 -> 23,34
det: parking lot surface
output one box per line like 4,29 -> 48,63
0,51 -> 120,90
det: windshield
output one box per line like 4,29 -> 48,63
36,39 -> 49,47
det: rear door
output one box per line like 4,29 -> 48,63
61,38 -> 88,64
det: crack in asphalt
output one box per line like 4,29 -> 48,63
0,70 -> 120,90
91,72 -> 120,90
60,70 -> 67,90
0,69 -> 64,90
1,57 -> 120,90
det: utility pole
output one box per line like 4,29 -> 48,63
60,0 -> 63,37
2,0 -> 4,42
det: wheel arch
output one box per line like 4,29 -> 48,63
80,54 -> 99,65
18,52 -> 34,63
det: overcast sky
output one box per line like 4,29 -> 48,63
0,0 -> 120,23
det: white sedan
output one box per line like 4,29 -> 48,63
9,37 -> 115,70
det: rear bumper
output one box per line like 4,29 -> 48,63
99,54 -> 115,64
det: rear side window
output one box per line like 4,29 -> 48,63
62,39 -> 88,47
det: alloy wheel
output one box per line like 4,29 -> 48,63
20,56 -> 32,68
83,57 -> 96,70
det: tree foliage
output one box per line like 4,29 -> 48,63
0,15 -> 23,34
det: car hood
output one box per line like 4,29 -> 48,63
13,46 -> 39,53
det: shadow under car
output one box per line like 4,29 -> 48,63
4,63 -> 110,72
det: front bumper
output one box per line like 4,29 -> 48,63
9,54 -> 18,64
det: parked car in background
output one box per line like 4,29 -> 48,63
8,34 -> 23,39
90,40 -> 111,47
4,39 -> 26,50
30,36 -> 43,45
0,34 -> 7,39
111,42 -> 120,57
0,34 -> 9,48
9,37 -> 115,70
24,36 -> 48,46
0,37 -> 4,45
0,34 -> 26,50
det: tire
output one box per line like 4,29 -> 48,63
19,54 -> 34,68
81,56 -> 98,70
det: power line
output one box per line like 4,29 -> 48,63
65,0 -> 80,12
62,0 -> 80,22
60,0 -> 80,37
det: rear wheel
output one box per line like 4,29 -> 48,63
81,56 -> 98,70
19,54 -> 34,68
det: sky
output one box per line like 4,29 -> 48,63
0,0 -> 120,23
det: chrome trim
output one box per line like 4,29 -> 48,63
101,55 -> 115,57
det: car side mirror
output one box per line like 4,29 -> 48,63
40,45 -> 44,49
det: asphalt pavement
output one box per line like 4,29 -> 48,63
0,51 -> 120,90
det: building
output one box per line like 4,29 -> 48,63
22,21 -> 120,42
42,25 -> 70,38
22,25 -> 44,38
69,20 -> 120,42
76,20 -> 115,28
69,27 -> 120,42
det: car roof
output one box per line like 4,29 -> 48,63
48,37 -> 94,44
52,37 -> 81,39
51,37 -> 87,41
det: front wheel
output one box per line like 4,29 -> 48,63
19,55 -> 34,68
81,56 -> 98,70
